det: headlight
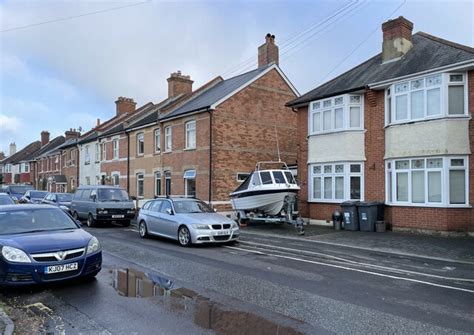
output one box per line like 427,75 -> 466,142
97,208 -> 108,214
1,246 -> 31,263
231,222 -> 239,229
127,209 -> 136,214
86,237 -> 101,254
193,224 -> 209,229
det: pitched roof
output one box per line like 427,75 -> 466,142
160,64 -> 274,121
29,136 -> 66,160
99,103 -> 155,138
2,141 -> 41,165
287,32 -> 474,107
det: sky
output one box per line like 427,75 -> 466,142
0,0 -> 473,154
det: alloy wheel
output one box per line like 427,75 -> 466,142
178,226 -> 191,247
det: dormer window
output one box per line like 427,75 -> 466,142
309,94 -> 363,135
386,72 -> 467,125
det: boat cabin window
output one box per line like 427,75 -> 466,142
251,173 -> 261,186
272,171 -> 286,184
260,172 -> 273,185
284,171 -> 296,184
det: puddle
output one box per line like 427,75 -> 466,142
112,268 -> 304,335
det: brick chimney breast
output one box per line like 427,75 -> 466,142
41,131 -> 50,146
65,128 -> 81,140
382,16 -> 414,63
115,97 -> 136,116
258,33 -> 279,68
167,71 -> 193,98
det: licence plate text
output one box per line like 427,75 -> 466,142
45,263 -> 78,274
112,215 -> 124,218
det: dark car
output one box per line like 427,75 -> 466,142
19,190 -> 48,204
70,186 -> 136,227
0,205 -> 102,286
4,185 -> 34,202
0,194 -> 15,206
42,193 -> 73,213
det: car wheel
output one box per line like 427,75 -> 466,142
138,221 -> 148,238
122,220 -> 131,227
87,213 -> 96,228
178,226 -> 192,247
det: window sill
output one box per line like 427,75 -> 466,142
385,115 -> 471,128
386,203 -> 472,209
308,129 -> 365,138
163,151 -> 172,154
136,154 -> 144,157
184,147 -> 196,151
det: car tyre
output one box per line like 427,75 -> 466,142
178,226 -> 192,247
86,213 -> 96,228
138,221 -> 148,238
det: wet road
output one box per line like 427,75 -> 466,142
2,226 -> 474,334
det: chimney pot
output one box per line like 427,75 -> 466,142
381,16 -> 414,63
258,33 -> 279,68
167,71 -> 193,98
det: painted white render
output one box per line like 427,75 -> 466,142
385,118 -> 470,159
79,141 -> 101,186
308,131 -> 365,163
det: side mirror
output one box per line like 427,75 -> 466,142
91,194 -> 97,202
165,208 -> 173,215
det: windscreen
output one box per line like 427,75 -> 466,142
98,188 -> 130,202
57,194 -> 73,202
284,171 -> 296,184
0,208 -> 78,235
0,196 -> 15,205
173,200 -> 214,214
30,191 -> 48,199
10,186 -> 33,194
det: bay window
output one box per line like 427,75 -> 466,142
386,72 -> 467,124
309,162 -> 363,202
386,156 -> 468,206
309,94 -> 363,134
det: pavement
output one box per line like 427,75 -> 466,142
0,305 -> 14,335
241,222 -> 474,263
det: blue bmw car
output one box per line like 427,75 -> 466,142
0,205 -> 102,286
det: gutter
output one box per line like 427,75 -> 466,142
160,107 -> 210,123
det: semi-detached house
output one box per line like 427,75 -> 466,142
287,17 -> 474,233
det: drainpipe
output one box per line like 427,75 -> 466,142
75,139 -> 79,188
127,132 -> 130,193
208,109 -> 213,204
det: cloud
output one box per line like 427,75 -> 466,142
0,114 -> 20,132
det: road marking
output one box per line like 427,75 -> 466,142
241,231 -> 474,265
224,245 -> 474,294
239,241 -> 474,283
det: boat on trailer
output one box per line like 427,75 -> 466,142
230,161 -> 301,222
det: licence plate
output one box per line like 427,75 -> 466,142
45,262 -> 78,274
215,230 -> 230,236
112,215 -> 124,218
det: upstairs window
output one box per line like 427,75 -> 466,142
386,72 -> 467,125
309,94 -> 363,135
95,143 -> 100,162
137,133 -> 144,155
165,126 -> 172,152
185,120 -> 196,149
85,145 -> 90,164
154,128 -> 161,153
101,142 -> 106,161
113,139 -> 119,160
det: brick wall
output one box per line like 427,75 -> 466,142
100,134 -> 129,189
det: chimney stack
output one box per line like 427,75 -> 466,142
0,152 -> 5,161
115,97 -> 136,116
9,143 -> 16,156
382,16 -> 414,63
167,71 -> 193,99
258,33 -> 279,68
96,118 -> 101,127
65,128 -> 80,140
41,131 -> 50,146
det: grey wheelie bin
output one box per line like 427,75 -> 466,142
357,201 -> 385,232
340,201 -> 360,231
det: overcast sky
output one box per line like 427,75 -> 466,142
0,0 -> 473,154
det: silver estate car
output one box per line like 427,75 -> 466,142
137,197 -> 239,247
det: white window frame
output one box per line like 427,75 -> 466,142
101,142 -> 106,161
165,126 -> 172,152
113,139 -> 119,160
154,171 -> 161,196
137,133 -> 144,156
184,169 -> 196,197
85,145 -> 90,164
185,120 -> 196,150
136,173 -> 144,198
385,72 -> 468,126
112,173 -> 120,186
154,128 -> 161,153
95,143 -> 100,162
309,94 -> 364,135
237,173 -> 250,182
309,162 -> 364,203
385,156 -> 469,207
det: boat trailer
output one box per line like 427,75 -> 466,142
234,195 -> 305,235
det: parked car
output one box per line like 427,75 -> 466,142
137,197 -> 239,247
0,205 -> 102,286
42,192 -> 73,213
19,190 -> 48,204
70,185 -> 135,227
0,194 -> 16,205
3,185 -> 34,202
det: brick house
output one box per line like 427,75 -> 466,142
287,17 -> 474,233
30,132 -> 65,190
125,34 -> 299,208
1,139 -> 41,185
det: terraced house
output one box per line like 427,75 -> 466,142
287,17 -> 474,233
125,34 -> 299,208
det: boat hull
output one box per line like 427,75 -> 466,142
230,189 -> 298,216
